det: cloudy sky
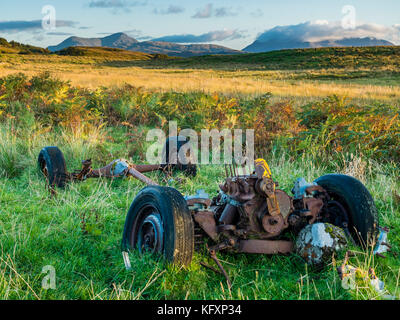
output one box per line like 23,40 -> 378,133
0,0 -> 399,49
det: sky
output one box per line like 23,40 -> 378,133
0,0 -> 399,50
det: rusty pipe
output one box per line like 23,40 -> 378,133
238,239 -> 293,254
128,167 -> 159,186
133,164 -> 162,173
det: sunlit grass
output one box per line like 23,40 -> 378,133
1,53 -> 399,103
0,123 -> 398,300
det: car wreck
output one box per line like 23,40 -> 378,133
38,136 -> 390,286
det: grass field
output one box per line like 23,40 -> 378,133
0,46 -> 399,300
1,46 -> 400,102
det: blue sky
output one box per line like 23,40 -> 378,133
0,0 -> 399,49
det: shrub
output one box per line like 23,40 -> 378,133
0,74 -> 398,164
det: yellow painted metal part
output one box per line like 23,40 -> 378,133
255,158 -> 272,179
255,158 -> 281,216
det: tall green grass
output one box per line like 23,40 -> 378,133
0,120 -> 398,300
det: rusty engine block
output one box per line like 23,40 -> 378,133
190,159 -> 343,257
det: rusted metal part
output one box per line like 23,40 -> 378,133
254,159 -> 272,179
186,198 -> 212,207
217,224 -> 236,233
127,167 -> 158,186
216,165 -> 294,241
275,190 -> 292,219
132,164 -> 162,173
238,239 -> 293,254
192,158 -> 360,262
241,196 -> 265,234
193,211 -> 218,241
254,159 -> 281,217
200,261 -> 223,275
219,176 -> 257,202
218,204 -> 238,225
90,159 -> 129,178
288,184 -> 329,233
69,158 -> 161,185
209,249 -> 232,288
262,214 -> 288,237
305,185 -> 327,196
256,177 -> 281,217
73,159 -> 93,180
302,197 -> 324,224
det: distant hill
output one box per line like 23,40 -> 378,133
158,46 -> 400,70
56,46 -> 171,60
244,37 -> 394,53
48,33 -> 242,57
57,46 -> 400,72
0,38 -> 50,54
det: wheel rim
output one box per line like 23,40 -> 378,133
137,211 -> 164,254
322,195 -> 357,240
321,199 -> 351,231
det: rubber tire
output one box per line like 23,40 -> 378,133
38,146 -> 67,188
122,185 -> 194,266
315,174 -> 379,246
162,136 -> 197,177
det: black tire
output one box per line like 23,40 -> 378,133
162,136 -> 197,177
315,174 -> 379,246
122,185 -> 194,266
38,146 -> 67,188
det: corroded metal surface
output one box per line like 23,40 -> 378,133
193,211 -> 218,241
238,239 -> 293,254
70,158 -> 160,185
189,159 -> 352,266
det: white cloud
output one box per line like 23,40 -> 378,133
256,21 -> 400,45
153,5 -> 185,15
152,29 -> 245,43
192,3 -> 237,19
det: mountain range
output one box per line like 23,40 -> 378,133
47,33 -> 395,57
243,37 -> 394,53
48,33 -> 242,57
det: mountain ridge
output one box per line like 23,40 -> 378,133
243,36 -> 394,53
48,32 -> 242,57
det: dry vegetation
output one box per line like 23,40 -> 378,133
0,47 -> 399,103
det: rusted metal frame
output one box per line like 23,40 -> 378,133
69,159 -> 162,185
127,167 -> 159,185
132,164 -> 162,173
238,239 -> 293,254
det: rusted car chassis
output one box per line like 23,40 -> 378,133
38,137 -> 196,189
59,158 -> 163,186
120,158 -> 380,286
38,138 -> 381,286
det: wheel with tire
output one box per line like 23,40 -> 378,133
38,146 -> 68,188
315,174 -> 379,246
162,136 -> 197,177
122,185 -> 194,266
